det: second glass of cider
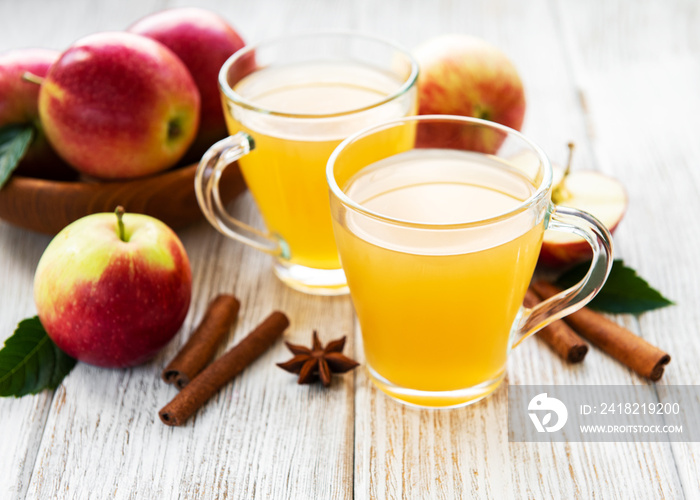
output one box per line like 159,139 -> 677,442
195,33 -> 418,294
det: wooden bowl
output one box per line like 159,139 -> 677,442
0,163 -> 246,235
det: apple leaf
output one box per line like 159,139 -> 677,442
0,316 -> 77,397
0,124 -> 34,189
556,259 -> 674,315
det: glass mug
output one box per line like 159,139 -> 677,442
327,115 -> 613,408
195,33 -> 418,295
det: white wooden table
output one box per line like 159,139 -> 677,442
2,0 -> 699,498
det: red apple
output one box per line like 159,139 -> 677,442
0,48 -> 74,179
413,34 -> 526,153
128,8 -> 245,161
38,32 -> 200,179
34,208 -> 192,368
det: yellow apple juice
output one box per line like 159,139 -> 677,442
224,61 -> 416,269
334,149 -> 544,405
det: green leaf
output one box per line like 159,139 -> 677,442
0,316 -> 77,397
0,124 -> 35,189
556,259 -> 674,314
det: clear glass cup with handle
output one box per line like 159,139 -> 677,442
194,32 -> 418,295
327,115 -> 613,408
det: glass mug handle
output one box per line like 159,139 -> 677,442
194,132 -> 290,259
513,205 -> 613,348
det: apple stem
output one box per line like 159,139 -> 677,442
551,142 -> 575,205
562,141 -> 575,178
22,72 -> 44,85
115,206 -> 126,242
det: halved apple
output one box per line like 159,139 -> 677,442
539,166 -> 627,267
508,148 -> 627,268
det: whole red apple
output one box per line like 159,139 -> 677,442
414,34 -> 526,153
0,48 -> 74,179
38,32 -> 200,179
34,208 -> 192,368
128,8 -> 245,161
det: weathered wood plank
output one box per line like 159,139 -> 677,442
556,0 -> 700,495
0,224 -> 53,499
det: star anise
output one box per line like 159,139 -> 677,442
277,331 -> 359,387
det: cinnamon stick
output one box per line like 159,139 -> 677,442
159,311 -> 290,426
162,294 -> 241,389
524,288 -> 589,363
531,281 -> 671,381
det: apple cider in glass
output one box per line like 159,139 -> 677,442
327,115 -> 613,408
195,34 -> 418,295
333,149 -> 544,407
224,61 -> 417,270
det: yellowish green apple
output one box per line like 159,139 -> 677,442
34,208 -> 192,368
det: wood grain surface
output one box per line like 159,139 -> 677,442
1,0 -> 698,498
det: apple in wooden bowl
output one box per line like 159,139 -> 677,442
0,31 -> 246,235
128,7 -> 246,163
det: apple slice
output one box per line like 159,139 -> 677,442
508,147 -> 627,268
539,165 -> 627,267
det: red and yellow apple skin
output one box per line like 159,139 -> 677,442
38,32 -> 200,180
129,8 -> 245,161
0,48 -> 74,179
414,34 -> 526,154
34,212 -> 192,368
539,168 -> 628,268
508,150 -> 627,268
